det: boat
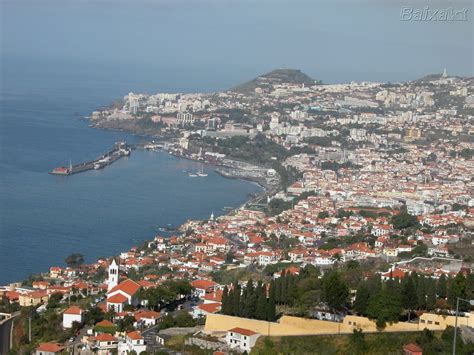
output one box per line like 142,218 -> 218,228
50,160 -> 73,175
188,173 -> 198,177
196,164 -> 208,177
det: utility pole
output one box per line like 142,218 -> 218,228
453,297 -> 460,355
452,298 -> 474,355
28,316 -> 31,343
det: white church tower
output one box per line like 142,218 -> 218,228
107,259 -> 119,291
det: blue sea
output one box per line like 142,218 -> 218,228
0,0 -> 472,283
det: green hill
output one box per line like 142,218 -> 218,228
231,68 -> 317,94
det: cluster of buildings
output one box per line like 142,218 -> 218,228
3,70 -> 473,354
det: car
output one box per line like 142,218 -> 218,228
69,337 -> 75,342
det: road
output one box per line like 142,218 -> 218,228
0,313 -> 20,355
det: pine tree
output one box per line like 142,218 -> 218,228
426,278 -> 437,311
416,276 -> 427,310
353,282 -> 370,315
232,284 -> 241,317
437,274 -> 447,299
222,286 -> 230,315
255,282 -> 267,320
275,277 -> 282,304
287,275 -> 296,306
281,272 -> 289,305
321,271 -> 349,312
466,273 -> 474,300
266,281 -> 276,321
449,272 -> 467,310
401,274 -> 417,312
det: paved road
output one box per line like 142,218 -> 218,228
0,314 -> 18,355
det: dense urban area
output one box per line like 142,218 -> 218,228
1,69 -> 473,355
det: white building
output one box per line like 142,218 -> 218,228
62,306 -> 83,329
107,259 -> 119,291
226,327 -> 260,353
118,331 -> 147,355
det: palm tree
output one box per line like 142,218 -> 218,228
331,253 -> 343,264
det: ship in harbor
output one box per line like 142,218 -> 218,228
50,141 -> 131,175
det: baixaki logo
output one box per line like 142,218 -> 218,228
400,6 -> 469,21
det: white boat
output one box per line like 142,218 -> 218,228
196,164 -> 208,177
188,173 -> 198,177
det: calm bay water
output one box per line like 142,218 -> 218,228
0,82 -> 262,283
0,0 -> 472,283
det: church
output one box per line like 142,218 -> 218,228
106,259 -> 141,313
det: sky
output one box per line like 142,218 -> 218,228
1,0 -> 473,90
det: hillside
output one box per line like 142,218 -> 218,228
231,68 -> 317,94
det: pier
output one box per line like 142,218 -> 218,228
50,141 -> 131,175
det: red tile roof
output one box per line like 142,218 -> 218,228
127,331 -> 144,340
95,333 -> 117,342
107,293 -> 128,304
107,279 -> 141,297
64,306 -> 82,315
197,302 -> 221,313
96,319 -> 115,327
228,327 -> 258,336
134,310 -> 161,320
36,343 -> 64,353
403,343 -> 423,352
191,279 -> 218,290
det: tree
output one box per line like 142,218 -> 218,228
175,311 -> 196,327
353,282 -> 370,315
367,281 -> 402,329
255,282 -> 267,320
266,281 -> 276,321
347,329 -> 367,354
437,274 -> 447,299
232,284 -> 241,316
65,253 -> 84,268
401,274 -> 417,314
225,251 -> 234,264
46,293 -> 63,310
321,271 -> 349,312
117,315 -> 135,332
391,207 -> 419,230
84,305 -> 103,325
221,286 -> 231,315
242,279 -> 256,318
426,279 -> 437,311
318,211 -> 329,219
448,272 -> 467,310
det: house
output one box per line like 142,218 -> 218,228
93,333 -> 118,354
62,306 -> 83,328
381,268 -> 406,281
288,249 -> 305,262
106,279 -> 141,312
19,291 -> 49,307
226,327 -> 260,353
35,343 -> 64,355
118,331 -> 147,354
403,343 -> 423,355
203,289 -> 223,304
191,279 -> 219,298
192,302 -> 221,319
134,310 -> 161,327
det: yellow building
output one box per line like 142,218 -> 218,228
19,291 -> 49,307
204,312 -> 471,337
406,128 -> 422,139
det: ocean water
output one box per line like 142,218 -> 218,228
0,80 -> 263,283
0,0 -> 472,283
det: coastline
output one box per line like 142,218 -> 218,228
7,125 -> 273,286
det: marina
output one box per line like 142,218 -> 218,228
50,141 -> 131,175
